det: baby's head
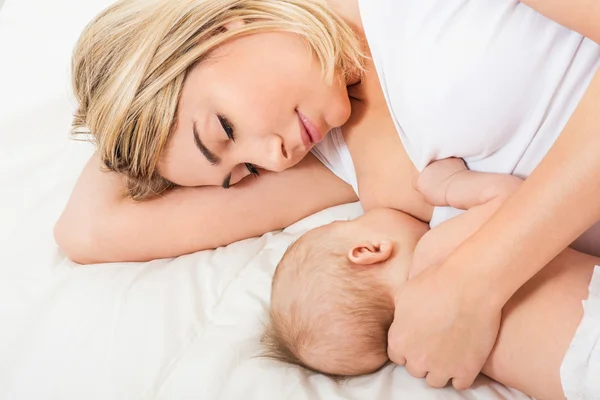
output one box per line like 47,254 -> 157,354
263,208 -> 428,377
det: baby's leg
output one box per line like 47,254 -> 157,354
482,248 -> 596,400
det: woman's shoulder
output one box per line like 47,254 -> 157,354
358,0 -> 598,170
325,0 -> 363,33
357,0 -> 575,51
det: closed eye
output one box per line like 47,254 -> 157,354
215,114 -> 258,188
222,164 -> 260,189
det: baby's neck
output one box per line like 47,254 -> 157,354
382,252 -> 414,300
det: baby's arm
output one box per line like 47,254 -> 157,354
411,159 -> 522,276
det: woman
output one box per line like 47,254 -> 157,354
55,0 -> 600,397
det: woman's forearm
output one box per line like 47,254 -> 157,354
482,248 -> 596,400
55,153 -> 357,264
448,66 -> 600,306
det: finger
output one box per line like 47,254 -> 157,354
387,343 -> 407,366
426,372 -> 450,389
386,329 -> 406,365
452,373 -> 478,391
405,362 -> 427,379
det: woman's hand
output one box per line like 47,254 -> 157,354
389,0 -> 600,391
388,262 -> 502,390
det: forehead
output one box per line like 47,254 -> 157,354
178,51 -> 226,110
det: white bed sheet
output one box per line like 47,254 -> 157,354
0,1 -> 532,399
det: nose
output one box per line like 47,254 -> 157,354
260,134 -> 293,172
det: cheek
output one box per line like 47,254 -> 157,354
157,154 -> 197,186
158,137 -> 210,186
239,49 -> 315,110
219,73 -> 281,130
231,85 -> 289,139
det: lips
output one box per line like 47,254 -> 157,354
298,114 -> 311,148
297,111 -> 323,146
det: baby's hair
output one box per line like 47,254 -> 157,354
262,227 -> 394,376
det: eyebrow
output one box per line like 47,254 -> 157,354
192,120 -> 221,165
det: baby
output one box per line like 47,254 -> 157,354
262,158 -> 523,377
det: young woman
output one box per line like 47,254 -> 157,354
55,0 -> 600,397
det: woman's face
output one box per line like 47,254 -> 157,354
159,30 -> 352,188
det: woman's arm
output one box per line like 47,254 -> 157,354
388,1 -> 600,390
440,63 -> 600,315
54,153 -> 356,264
420,0 -> 600,296
483,248 -> 596,400
441,0 -> 600,311
411,159 -> 523,276
520,0 -> 600,44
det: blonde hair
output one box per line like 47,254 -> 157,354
262,227 -> 394,377
71,0 -> 365,200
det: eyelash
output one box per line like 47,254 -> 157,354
245,163 -> 260,177
218,115 -> 235,141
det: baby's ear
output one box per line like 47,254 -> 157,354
348,240 -> 393,265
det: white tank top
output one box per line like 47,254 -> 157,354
311,127 -> 359,194
356,0 -> 600,255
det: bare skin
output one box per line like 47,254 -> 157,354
408,161 -> 592,399
54,1 -> 431,264
482,247 -> 594,400
417,205 -> 594,399
278,161 -> 594,399
53,1 -> 600,397
54,65 -> 427,264
331,159 -> 594,399
385,0 -> 600,389
55,153 -> 357,263
54,0 -> 430,264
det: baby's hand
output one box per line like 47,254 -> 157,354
414,158 -> 467,206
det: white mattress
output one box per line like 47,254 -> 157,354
0,1 -> 531,399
